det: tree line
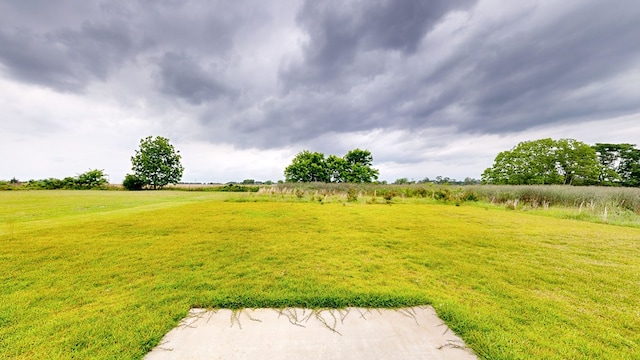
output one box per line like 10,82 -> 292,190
1,169 -> 110,190
482,138 -> 640,186
9,136 -> 636,191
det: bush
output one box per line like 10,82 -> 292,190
123,174 -> 145,191
462,191 -> 479,202
347,188 -> 358,202
217,184 -> 260,192
434,189 -> 451,201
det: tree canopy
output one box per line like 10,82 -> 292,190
593,143 -> 640,187
482,138 -> 601,185
130,136 -> 184,190
284,149 -> 379,183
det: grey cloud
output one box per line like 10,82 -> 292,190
264,0 -> 640,149
156,51 -> 237,105
0,0 -> 258,92
423,0 -> 640,133
0,9 -> 138,91
281,0 -> 476,90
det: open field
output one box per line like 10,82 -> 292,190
1,190 -> 639,359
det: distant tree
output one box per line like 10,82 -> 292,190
131,136 -> 184,189
342,149 -> 379,183
593,143 -> 640,187
434,176 -> 452,185
284,149 -> 379,183
482,138 -> 600,185
75,169 -> 109,189
463,177 -> 480,185
284,150 -> 330,182
393,178 -> 411,185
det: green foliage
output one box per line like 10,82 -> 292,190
593,143 -> 640,186
284,150 -> 330,182
216,184 -> 259,192
131,136 -> 184,190
346,187 -> 358,202
17,170 -> 108,190
461,191 -> 479,202
482,138 -> 600,185
122,174 -> 145,191
393,178 -> 411,185
342,149 -> 379,182
325,154 -> 347,182
284,149 -> 378,183
75,169 -> 109,189
0,178 -> 23,190
555,139 -> 601,185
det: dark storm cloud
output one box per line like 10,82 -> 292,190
437,0 -> 640,133
0,0 -> 257,92
0,21 -> 136,92
234,0 -> 480,147
0,1 -> 142,92
281,0 -> 476,90
156,51 -> 237,105
257,0 -> 640,147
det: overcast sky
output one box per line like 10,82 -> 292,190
2,0 -> 640,183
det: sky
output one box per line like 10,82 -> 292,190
1,0 -> 640,184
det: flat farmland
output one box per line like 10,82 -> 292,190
1,191 -> 638,359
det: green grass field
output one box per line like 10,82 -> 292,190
1,191 -> 639,359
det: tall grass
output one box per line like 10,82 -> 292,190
466,185 -> 640,212
271,183 -> 640,210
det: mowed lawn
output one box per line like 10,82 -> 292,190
1,191 -> 639,359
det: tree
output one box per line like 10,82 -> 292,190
555,139 -> 600,185
75,169 -> 109,189
593,143 -> 640,186
131,136 -> 184,189
482,138 -> 600,185
393,178 -> 411,185
342,149 -> 379,183
284,149 -> 379,183
482,138 -> 560,185
284,150 -> 330,182
325,154 -> 347,182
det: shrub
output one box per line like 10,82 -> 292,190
462,191 -> 479,202
434,189 -> 451,202
217,184 -> 259,192
123,174 -> 145,191
347,188 -> 358,202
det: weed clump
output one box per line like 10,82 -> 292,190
347,188 -> 358,202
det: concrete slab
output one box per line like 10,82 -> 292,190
144,306 -> 477,359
